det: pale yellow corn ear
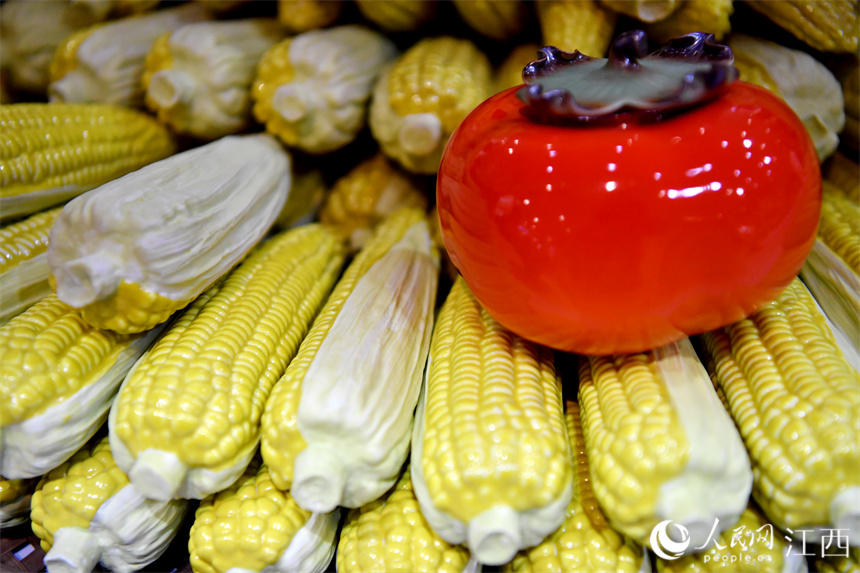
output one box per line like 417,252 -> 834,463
824,152 -> 860,200
109,225 -> 346,501
338,466 -> 474,573
701,278 -> 860,545
0,206 -> 62,324
143,19 -> 283,140
369,37 -> 492,174
816,547 -> 860,573
411,277 -> 573,566
48,4 -> 210,106
537,0 -> 617,56
801,182 -> 860,344
0,102 -> 175,220
842,65 -> 859,152
505,400 -> 648,573
261,208 -> 439,513
646,0 -> 733,44
31,436 -> 188,573
253,26 -> 397,154
495,43 -> 539,94
600,0 -> 677,22
743,0 -> 859,54
278,0 -> 343,32
655,506 -> 807,573
71,0 -> 160,21
452,0 -> 526,40
48,134 -> 290,334
730,34 -> 845,161
189,459 -> 340,573
578,337 -> 752,549
0,295 -> 163,479
319,153 -> 428,252
0,475 -> 37,528
274,169 -> 327,230
356,0 -> 437,31
0,0 -> 97,93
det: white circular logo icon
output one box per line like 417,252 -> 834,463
650,520 -> 691,560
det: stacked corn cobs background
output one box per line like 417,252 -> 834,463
1,0 -> 858,572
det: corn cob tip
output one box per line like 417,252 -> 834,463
468,506 -> 522,566
399,113 -> 443,156
127,449 -> 187,502
43,527 -> 101,573
147,69 -> 195,110
832,487 -> 860,545
273,83 -> 315,122
291,445 -> 347,513
52,253 -> 120,308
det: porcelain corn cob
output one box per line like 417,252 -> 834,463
537,0 -> 617,56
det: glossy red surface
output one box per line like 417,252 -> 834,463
437,81 -> 822,355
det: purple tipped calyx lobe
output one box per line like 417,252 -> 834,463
517,30 -> 738,125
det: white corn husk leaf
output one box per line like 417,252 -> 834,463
290,220 -> 439,513
43,484 -> 188,573
48,3 -> 210,106
730,34 -> 845,162
147,19 -> 283,140
48,134 -> 291,310
0,319 -> 164,479
272,25 -> 397,153
0,252 -> 51,325
0,0 -> 97,92
800,238 -> 860,350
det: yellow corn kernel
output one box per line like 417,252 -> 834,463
261,208 -> 439,513
816,546 -> 860,573
370,37 -> 492,174
537,0 -> 617,56
109,225 -> 346,501
600,0 -> 677,22
355,0 -> 436,31
273,169 -> 327,231
0,295 -> 161,479
338,466 -> 473,573
319,154 -> 427,252
48,4 -> 210,106
0,206 -> 62,323
646,0 -> 733,43
0,103 -> 175,220
506,400 -> 646,573
48,134 -> 290,335
278,0 -> 342,32
143,19 -> 283,140
411,276 -> 573,565
824,152 -> 860,201
820,182 -> 860,273
31,437 -> 128,551
189,459 -> 339,573
253,26 -> 396,154
655,506 -> 801,573
701,278 -> 860,543
495,43 -> 540,94
743,0 -> 859,53
452,0 -> 526,40
578,337 -> 752,548
0,475 -> 37,527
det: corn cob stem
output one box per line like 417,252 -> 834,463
46,527 -> 101,573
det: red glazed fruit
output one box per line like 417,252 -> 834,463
436,32 -> 821,355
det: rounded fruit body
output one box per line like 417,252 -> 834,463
437,81 -> 821,355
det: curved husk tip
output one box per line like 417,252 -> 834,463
291,445 -> 346,513
128,449 -> 187,502
468,505 -> 523,565
832,487 -> 860,545
44,526 -> 102,573
48,71 -> 97,104
53,253 -> 121,308
148,69 -> 196,110
398,113 -> 442,156
273,83 -> 315,122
